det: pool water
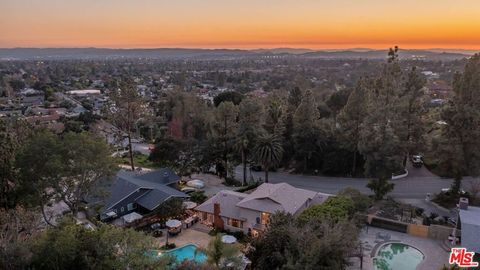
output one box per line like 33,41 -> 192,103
373,243 -> 424,270
165,244 -> 207,263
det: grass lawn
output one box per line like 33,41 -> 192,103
121,154 -> 160,169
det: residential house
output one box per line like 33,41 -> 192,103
87,168 -> 189,222
458,198 -> 480,256
195,183 -> 330,235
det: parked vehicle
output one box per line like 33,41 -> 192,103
251,165 -> 262,172
441,188 -> 466,195
180,187 -> 197,194
411,155 -> 423,168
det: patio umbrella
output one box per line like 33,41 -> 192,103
183,201 -> 198,210
221,235 -> 237,244
165,219 -> 182,228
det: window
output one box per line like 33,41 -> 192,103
127,203 -> 134,211
261,212 -> 270,225
227,218 -> 243,228
121,207 -> 125,213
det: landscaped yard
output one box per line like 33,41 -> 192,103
121,153 -> 160,169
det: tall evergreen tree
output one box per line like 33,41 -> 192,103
107,78 -> 145,170
236,98 -> 264,183
292,89 -> 323,172
338,79 -> 368,176
397,66 -> 426,164
212,102 -> 238,179
359,47 -> 404,198
438,54 -> 480,185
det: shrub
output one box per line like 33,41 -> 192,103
161,243 -> 176,250
235,182 -> 260,193
223,177 -> 242,187
298,196 -> 355,223
189,191 -> 208,204
415,208 -> 424,217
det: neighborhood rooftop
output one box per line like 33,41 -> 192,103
236,182 -> 329,214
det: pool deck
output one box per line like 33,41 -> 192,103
154,223 -> 213,249
348,227 -> 449,270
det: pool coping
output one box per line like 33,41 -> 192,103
371,241 -> 426,270
370,240 -> 401,258
163,242 -> 200,254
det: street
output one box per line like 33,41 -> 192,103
234,165 -> 475,200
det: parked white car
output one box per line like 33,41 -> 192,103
180,187 -> 198,194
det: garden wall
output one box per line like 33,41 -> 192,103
407,224 -> 429,238
428,224 -> 455,240
368,215 -> 408,233
367,215 -> 454,240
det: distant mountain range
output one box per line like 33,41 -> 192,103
0,47 -> 476,61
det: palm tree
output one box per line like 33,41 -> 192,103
196,235 -> 241,268
254,134 -> 283,183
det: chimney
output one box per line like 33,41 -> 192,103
459,197 -> 469,210
213,203 -> 224,230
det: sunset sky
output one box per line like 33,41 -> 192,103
1,0 -> 480,49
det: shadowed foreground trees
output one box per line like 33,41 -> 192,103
248,212 -> 359,270
27,219 -> 172,270
17,131 -> 116,218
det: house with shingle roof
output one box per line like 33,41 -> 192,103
458,198 -> 480,255
87,168 -> 189,222
195,183 -> 330,235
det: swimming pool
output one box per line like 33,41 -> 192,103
373,243 -> 424,270
165,244 -> 207,263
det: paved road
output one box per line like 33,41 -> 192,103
234,165 -> 474,200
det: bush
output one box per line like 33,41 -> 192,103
223,177 -> 242,187
208,228 -> 222,236
298,196 -> 355,223
415,208 -> 424,217
161,243 -> 176,250
189,191 -> 208,204
235,182 -> 261,193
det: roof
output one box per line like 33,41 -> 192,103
67,89 -> 101,95
195,183 -> 331,219
195,190 -> 248,220
89,169 -> 188,214
136,188 -> 186,211
135,168 -> 180,185
236,183 -> 320,214
460,206 -> 480,226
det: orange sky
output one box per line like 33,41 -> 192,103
1,0 -> 480,49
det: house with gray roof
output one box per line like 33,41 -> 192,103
87,168 -> 188,222
195,183 -> 330,235
458,198 -> 480,255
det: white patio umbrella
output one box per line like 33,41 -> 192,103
183,201 -> 198,210
165,219 -> 182,228
221,235 -> 237,244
